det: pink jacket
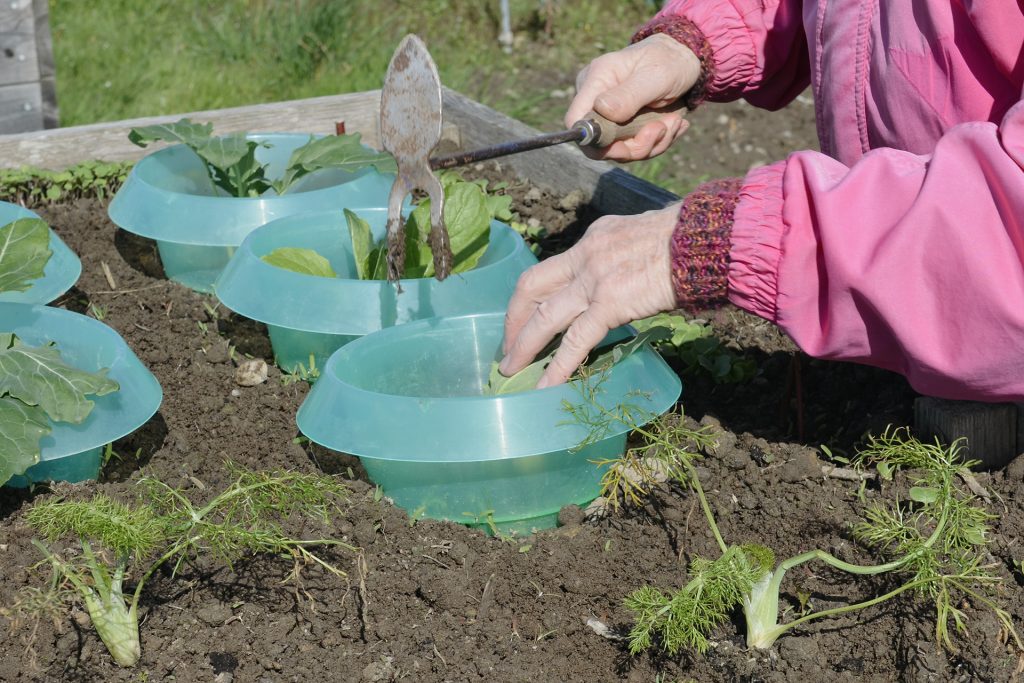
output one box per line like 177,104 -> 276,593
658,0 -> 1024,401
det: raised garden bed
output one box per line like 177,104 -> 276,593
0,91 -> 1022,682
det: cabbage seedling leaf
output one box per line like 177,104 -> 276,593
127,118 -> 214,149
0,333 -> 120,424
274,134 -> 397,194
261,248 -> 337,279
0,218 -> 51,293
0,396 -> 48,484
344,209 -> 375,280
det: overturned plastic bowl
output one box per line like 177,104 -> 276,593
107,133 -> 395,293
296,312 -> 681,535
0,201 -> 81,305
0,303 -> 162,487
214,209 -> 537,374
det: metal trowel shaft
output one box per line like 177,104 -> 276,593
429,106 -> 685,171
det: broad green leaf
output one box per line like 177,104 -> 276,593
0,218 -> 51,293
877,461 -> 893,481
260,247 -> 337,278
486,358 -> 549,395
632,313 -> 706,347
909,486 -> 939,504
407,180 -> 491,278
0,395 -> 49,485
199,136 -> 270,197
0,333 -> 119,424
366,245 -> 389,280
589,327 -> 673,372
274,133 -> 397,194
344,209 -> 375,280
127,118 -> 214,148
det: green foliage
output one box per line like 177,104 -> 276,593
0,161 -> 132,206
261,247 -> 337,278
485,327 -> 671,395
0,218 -> 51,293
626,545 -> 767,655
17,464 -> 356,666
128,118 -> 394,198
579,400 -> 1020,655
265,173 -> 505,282
632,313 -> 756,384
0,334 -> 119,486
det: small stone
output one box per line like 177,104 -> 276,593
230,389 -> 241,398
558,189 -> 586,212
195,602 -> 233,626
524,187 -> 543,202
235,359 -> 268,386
527,217 -> 541,228
779,449 -> 821,483
205,341 -> 231,364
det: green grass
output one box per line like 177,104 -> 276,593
51,0 -> 652,130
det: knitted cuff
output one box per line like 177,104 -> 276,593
632,15 -> 713,110
670,178 -> 742,310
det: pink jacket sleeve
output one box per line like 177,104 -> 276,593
729,102 -> 1024,401
656,0 -> 810,109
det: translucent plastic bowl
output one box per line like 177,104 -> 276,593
214,209 -> 537,374
0,201 -> 81,305
296,312 -> 681,534
0,303 -> 163,487
107,133 -> 395,293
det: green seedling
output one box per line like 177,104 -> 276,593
280,354 -> 320,385
485,326 -> 672,396
0,220 -> 120,485
632,312 -> 756,384
0,160 -> 132,205
261,172 -> 511,281
88,303 -> 107,320
0,333 -> 119,486
588,404 -> 1020,655
128,118 -> 395,198
14,463 -> 356,666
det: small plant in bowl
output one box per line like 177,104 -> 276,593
0,231 -> 161,487
0,203 -> 81,305
215,173 -> 535,374
108,118 -> 398,292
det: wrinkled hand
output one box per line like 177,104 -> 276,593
568,34 -> 701,162
500,204 -> 680,388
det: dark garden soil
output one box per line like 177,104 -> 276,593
2,130 -> 1024,682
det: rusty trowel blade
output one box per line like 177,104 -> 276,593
380,34 -> 453,281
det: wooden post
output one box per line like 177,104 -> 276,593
0,0 -> 57,134
914,397 -> 1018,470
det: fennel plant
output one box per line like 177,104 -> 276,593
14,463 -> 357,666
585,403 -> 1021,655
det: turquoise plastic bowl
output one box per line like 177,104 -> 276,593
214,209 -> 537,373
296,312 -> 681,534
107,133 -> 395,293
0,303 -> 163,487
0,201 -> 81,305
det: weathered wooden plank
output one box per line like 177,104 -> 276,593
914,397 -> 1018,470
0,81 -> 42,133
0,91 -> 383,167
0,87 -> 678,216
32,0 -> 56,128
0,0 -> 40,87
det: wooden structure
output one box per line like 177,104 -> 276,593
0,88 -> 677,217
0,0 -> 57,133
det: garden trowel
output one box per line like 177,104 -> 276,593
380,33 -> 685,282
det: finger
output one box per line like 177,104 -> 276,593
592,77 -> 675,123
500,280 -> 589,376
502,255 -> 574,354
535,311 -> 610,389
590,121 -> 668,162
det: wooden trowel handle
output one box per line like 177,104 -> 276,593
578,101 -> 688,148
